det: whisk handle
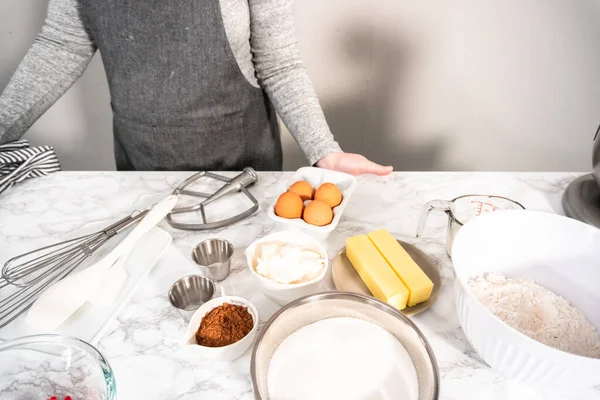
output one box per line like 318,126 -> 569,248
101,209 -> 150,237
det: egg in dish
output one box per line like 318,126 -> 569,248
303,200 -> 333,226
275,191 -> 304,219
314,182 -> 342,208
288,181 -> 314,201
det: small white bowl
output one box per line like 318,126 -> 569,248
452,210 -> 600,392
245,231 -> 328,306
267,167 -> 357,241
182,296 -> 259,362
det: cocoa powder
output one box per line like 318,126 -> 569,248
195,302 -> 254,347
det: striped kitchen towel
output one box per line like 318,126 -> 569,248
0,139 -> 61,194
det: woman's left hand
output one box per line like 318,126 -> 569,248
315,152 -> 393,176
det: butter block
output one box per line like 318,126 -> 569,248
346,234 -> 409,310
368,229 -> 434,307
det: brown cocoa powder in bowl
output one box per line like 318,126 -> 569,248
195,302 -> 254,347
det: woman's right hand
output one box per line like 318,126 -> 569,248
316,152 -> 393,176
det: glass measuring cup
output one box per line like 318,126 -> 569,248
416,194 -> 525,258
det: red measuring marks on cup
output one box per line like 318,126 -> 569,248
470,200 -> 499,216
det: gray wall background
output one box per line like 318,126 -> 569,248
2,0 -> 600,171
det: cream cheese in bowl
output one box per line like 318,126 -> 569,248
245,231 -> 328,306
254,242 -> 325,284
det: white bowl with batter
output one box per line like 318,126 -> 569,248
452,210 -> 600,392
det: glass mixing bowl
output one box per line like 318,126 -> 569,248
0,334 -> 116,400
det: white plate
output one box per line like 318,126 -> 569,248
267,167 -> 357,241
0,226 -> 172,345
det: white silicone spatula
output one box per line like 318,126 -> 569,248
25,195 -> 178,332
87,262 -> 128,306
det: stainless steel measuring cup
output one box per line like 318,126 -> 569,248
168,275 -> 216,321
416,194 -> 525,258
192,238 -> 234,282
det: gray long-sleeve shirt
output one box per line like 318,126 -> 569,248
0,0 -> 342,166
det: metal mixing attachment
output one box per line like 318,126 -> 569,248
0,210 -> 148,329
166,167 -> 259,230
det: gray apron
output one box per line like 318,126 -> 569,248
81,0 -> 283,171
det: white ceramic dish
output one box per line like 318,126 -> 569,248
452,210 -> 600,392
245,231 -> 328,306
267,167 -> 357,241
182,296 -> 259,362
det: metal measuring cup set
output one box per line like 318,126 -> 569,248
168,238 -> 237,321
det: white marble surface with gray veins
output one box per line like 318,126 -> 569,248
1,171 -> 599,400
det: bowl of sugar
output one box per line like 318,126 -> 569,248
250,291 -> 439,400
452,210 -> 600,393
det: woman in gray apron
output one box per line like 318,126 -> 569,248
0,0 -> 391,175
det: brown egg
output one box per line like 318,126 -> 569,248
314,182 -> 343,208
275,191 -> 304,219
303,200 -> 333,226
288,180 -> 314,201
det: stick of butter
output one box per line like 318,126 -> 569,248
346,234 -> 409,310
368,229 -> 434,307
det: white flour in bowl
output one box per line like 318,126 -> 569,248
467,272 -> 600,358
267,317 -> 419,400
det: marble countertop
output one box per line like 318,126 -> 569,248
1,171 -> 598,400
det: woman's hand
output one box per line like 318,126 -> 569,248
315,152 -> 393,176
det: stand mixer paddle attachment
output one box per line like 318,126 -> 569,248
167,167 -> 260,230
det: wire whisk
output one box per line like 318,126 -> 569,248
0,209 -> 149,329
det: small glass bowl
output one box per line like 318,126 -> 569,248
0,334 -> 116,400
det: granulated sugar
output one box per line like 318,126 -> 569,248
267,317 -> 419,400
468,272 -> 600,358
